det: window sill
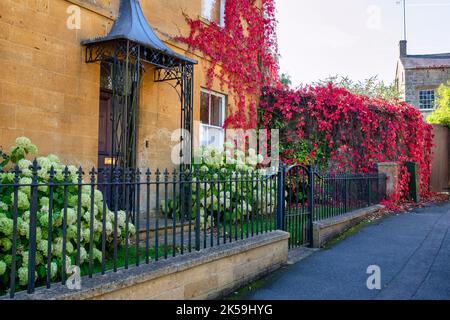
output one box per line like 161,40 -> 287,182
197,15 -> 224,28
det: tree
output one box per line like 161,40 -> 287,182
280,73 -> 292,87
427,82 -> 450,128
313,75 -> 401,101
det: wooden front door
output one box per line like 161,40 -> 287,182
98,89 -> 114,207
98,90 -> 114,171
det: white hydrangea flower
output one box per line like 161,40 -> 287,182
15,190 -> 30,211
105,221 -> 113,236
78,246 -> 88,264
0,237 -> 12,251
199,182 -> 210,192
66,208 -> 77,225
106,210 -> 114,223
22,211 -> 30,221
218,196 -> 231,208
93,248 -> 102,263
0,201 -> 9,211
81,193 -> 92,209
66,225 -> 77,241
257,168 -> 268,176
1,172 -> 15,182
128,223 -> 136,236
234,149 -> 245,159
246,156 -> 258,167
38,239 -> 49,257
52,238 -> 63,257
18,159 -> 33,174
0,216 -> 13,236
38,210 -> 49,228
18,266 -> 33,286
18,219 -> 29,237
37,157 -> 52,180
0,260 -> 6,276
39,197 -> 49,207
47,261 -> 58,279
38,185 -> 49,193
94,189 -> 103,206
46,154 -> 60,165
81,228 -> 90,243
18,177 -> 32,197
117,211 -> 126,228
21,251 -> 29,267
15,137 -> 37,153
54,168 -> 64,181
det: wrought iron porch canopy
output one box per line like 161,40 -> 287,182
80,0 -> 196,171
81,0 -> 196,69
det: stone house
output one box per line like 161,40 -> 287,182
0,0 -> 252,172
395,40 -> 450,118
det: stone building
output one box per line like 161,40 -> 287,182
0,0 -> 252,172
395,40 -> 450,117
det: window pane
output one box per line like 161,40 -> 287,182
200,92 -> 210,124
202,0 -> 221,24
202,0 -> 213,20
199,124 -> 224,150
210,95 -> 223,127
419,90 -> 435,110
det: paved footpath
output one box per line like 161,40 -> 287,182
245,202 -> 450,300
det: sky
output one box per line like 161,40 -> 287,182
275,0 -> 450,86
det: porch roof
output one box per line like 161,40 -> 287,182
81,0 -> 196,66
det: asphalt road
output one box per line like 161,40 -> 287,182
244,202 -> 450,300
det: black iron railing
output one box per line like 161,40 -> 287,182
0,162 -> 278,298
281,164 -> 387,248
0,161 -> 386,298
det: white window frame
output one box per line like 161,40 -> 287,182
202,0 -> 225,27
200,89 -> 226,149
418,89 -> 436,110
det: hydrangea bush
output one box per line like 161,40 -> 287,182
0,138 -> 135,294
162,144 -> 276,230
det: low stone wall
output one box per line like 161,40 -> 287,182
11,231 -> 289,300
312,205 -> 385,248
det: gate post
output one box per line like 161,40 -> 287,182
307,165 -> 315,247
276,165 -> 286,230
344,177 -> 349,213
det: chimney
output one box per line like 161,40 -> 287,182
399,40 -> 407,57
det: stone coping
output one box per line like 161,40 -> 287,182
312,204 -> 385,248
314,204 -> 385,229
8,231 -> 289,300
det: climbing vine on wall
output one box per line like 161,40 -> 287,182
178,0 -> 280,130
259,85 -> 435,202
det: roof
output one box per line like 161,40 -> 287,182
400,53 -> 450,70
81,0 -> 196,65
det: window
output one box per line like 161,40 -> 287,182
419,90 -> 435,110
200,89 -> 226,149
202,0 -> 225,27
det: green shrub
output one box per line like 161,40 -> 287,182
161,144 -> 277,229
0,137 -> 135,294
427,82 -> 450,128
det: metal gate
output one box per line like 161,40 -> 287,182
277,165 -> 313,249
277,165 -> 387,249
